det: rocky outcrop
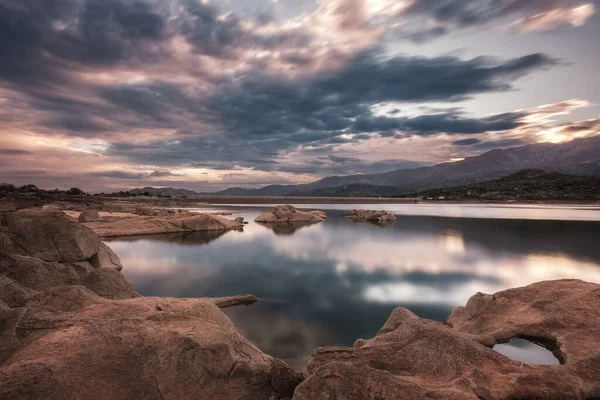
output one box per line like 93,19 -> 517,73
0,210 -> 122,269
295,280 -> 600,400
77,209 -> 100,222
345,209 -> 397,224
0,289 -> 303,400
83,212 -> 244,237
235,217 -> 248,225
255,205 -> 327,223
0,209 -> 304,400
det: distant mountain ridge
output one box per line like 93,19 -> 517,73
129,187 -> 199,196
129,136 -> 600,197
209,135 -> 600,196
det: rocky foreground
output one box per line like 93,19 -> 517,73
2,208 -> 600,399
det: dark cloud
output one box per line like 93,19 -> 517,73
0,149 -> 32,155
97,83 -> 199,122
201,49 -> 553,149
397,0 -> 594,41
452,138 -> 482,146
0,0 -> 168,87
99,48 -> 555,172
148,170 -> 182,178
178,0 -> 311,58
351,111 -> 525,135
473,138 -> 527,150
88,171 -> 147,180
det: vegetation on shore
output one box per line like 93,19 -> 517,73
410,169 -> 600,201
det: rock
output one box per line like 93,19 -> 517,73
134,206 -> 157,216
0,210 -> 303,400
345,209 -> 397,224
446,279 -> 600,369
83,213 -> 245,237
77,209 -> 100,222
294,280 -> 600,400
255,205 -> 327,223
0,290 -> 304,400
211,294 -> 259,308
82,268 -> 136,300
89,242 -> 123,271
0,253 -> 134,307
155,209 -> 170,217
234,217 -> 245,224
1,210 -> 100,263
0,203 -> 16,212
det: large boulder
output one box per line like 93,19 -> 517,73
0,210 -> 122,270
78,209 -> 100,222
294,280 -> 600,400
1,210 -> 98,262
0,253 -> 134,307
345,209 -> 396,224
0,290 -> 304,400
255,205 -> 327,223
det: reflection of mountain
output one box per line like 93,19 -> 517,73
106,229 -> 236,246
347,219 -> 396,228
257,221 -> 319,236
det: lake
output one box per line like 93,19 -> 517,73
107,203 -> 600,368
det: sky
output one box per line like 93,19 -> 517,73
1,0 -> 599,192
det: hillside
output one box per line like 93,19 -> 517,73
129,187 -> 199,196
210,136 -> 600,196
290,184 -> 401,197
413,169 -> 600,201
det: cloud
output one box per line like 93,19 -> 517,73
395,0 -> 596,41
148,170 -> 182,178
513,3 -> 596,32
88,171 -> 148,180
0,149 -> 32,155
452,139 -> 482,146
0,0 -> 596,192
205,49 -> 556,144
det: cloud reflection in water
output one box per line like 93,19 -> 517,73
107,207 -> 600,366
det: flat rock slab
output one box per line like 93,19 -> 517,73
294,280 -> 600,400
84,213 -> 244,237
255,205 -> 327,223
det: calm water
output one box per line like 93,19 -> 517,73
107,204 -> 600,368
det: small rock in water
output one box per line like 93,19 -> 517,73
345,209 -> 396,223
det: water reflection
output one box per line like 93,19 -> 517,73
257,221 -> 320,236
107,206 -> 600,367
494,338 -> 560,365
109,230 -> 234,246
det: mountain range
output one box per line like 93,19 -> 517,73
130,135 -> 600,197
